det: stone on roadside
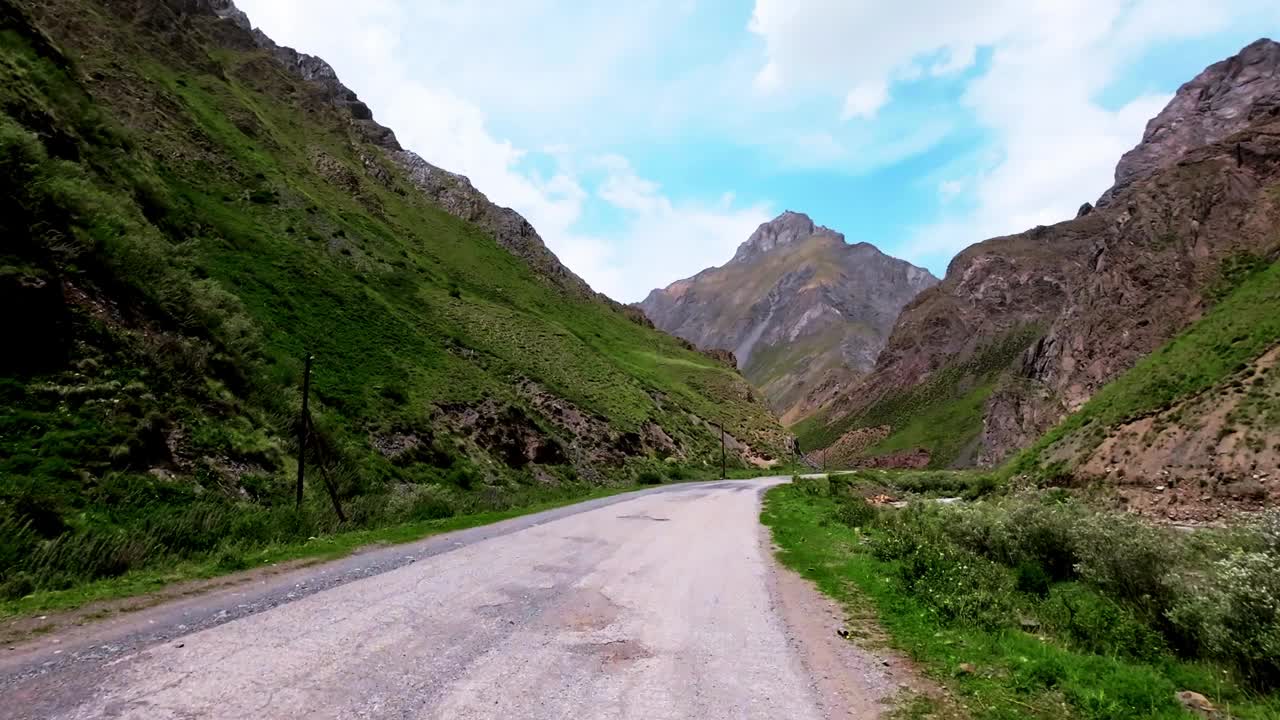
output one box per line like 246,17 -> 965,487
1176,690 -> 1216,717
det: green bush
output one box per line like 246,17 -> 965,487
1015,559 -> 1052,597
832,496 -> 875,528
637,468 -> 664,485
1011,654 -> 1067,693
407,486 -> 456,521
666,465 -> 692,481
793,474 -> 830,496
1040,583 -> 1167,661
1169,550 -> 1280,689
1071,512 -> 1181,621
871,506 -> 1016,630
942,494 -> 1083,582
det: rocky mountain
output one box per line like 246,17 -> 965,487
0,0 -> 787,596
797,38 -> 1280,476
637,211 -> 937,425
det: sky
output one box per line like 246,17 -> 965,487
234,0 -> 1279,302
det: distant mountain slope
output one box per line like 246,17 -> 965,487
637,211 -> 936,425
797,38 -> 1280,472
0,0 -> 786,595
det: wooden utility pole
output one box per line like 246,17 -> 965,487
711,422 -> 726,479
721,425 -> 726,479
295,354 -> 313,510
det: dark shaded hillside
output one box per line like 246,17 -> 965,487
0,0 -> 785,597
796,39 -> 1280,473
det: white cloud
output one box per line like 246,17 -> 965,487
841,80 -> 889,120
938,179 -> 964,200
571,157 -> 773,300
748,0 -> 1280,270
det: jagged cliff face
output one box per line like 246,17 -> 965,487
638,212 -> 937,425
799,38 -> 1280,471
1098,38 -> 1280,208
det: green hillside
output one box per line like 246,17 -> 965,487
0,1 -> 784,599
1006,255 -> 1280,481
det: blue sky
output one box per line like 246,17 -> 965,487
235,0 -> 1278,301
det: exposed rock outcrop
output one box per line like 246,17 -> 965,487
638,211 -> 936,423
1097,38 -> 1280,207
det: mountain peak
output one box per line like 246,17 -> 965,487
731,210 -> 831,262
1098,37 -> 1280,206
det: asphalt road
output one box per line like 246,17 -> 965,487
3,478 -> 869,720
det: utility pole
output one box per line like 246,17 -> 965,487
295,354 -> 313,510
711,421 -> 726,479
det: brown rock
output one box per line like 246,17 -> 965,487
1176,690 -> 1216,717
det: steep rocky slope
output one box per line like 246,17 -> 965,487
797,38 -> 1280,473
0,0 -> 786,597
638,211 -> 936,424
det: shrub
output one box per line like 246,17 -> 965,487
445,465 -> 479,490
794,475 -> 830,496
407,488 -> 455,521
637,468 -> 664,485
832,496 -> 875,528
1254,509 -> 1280,553
942,494 -> 1083,582
871,506 -> 1016,630
1169,550 -> 1280,689
1071,513 -> 1181,620
1014,560 -> 1052,597
1040,583 -> 1167,661
1012,654 -> 1067,693
666,465 -> 692,481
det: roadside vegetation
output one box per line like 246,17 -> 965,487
764,472 -> 1280,719
4,466 -> 796,620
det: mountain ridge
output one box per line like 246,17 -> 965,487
638,212 -> 936,425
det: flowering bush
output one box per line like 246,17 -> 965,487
1169,550 -> 1280,689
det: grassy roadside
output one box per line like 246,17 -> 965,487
3,468 -> 799,622
0,486 -> 623,621
761,478 -> 1280,720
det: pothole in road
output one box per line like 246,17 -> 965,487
568,638 -> 653,668
616,514 -> 670,521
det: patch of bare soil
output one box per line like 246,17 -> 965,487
1079,344 -> 1280,523
761,526 -> 958,719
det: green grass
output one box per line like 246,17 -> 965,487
795,327 -> 1041,467
0,483 -> 636,619
1007,259 -> 1280,479
862,381 -> 995,467
763,482 -> 1280,719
